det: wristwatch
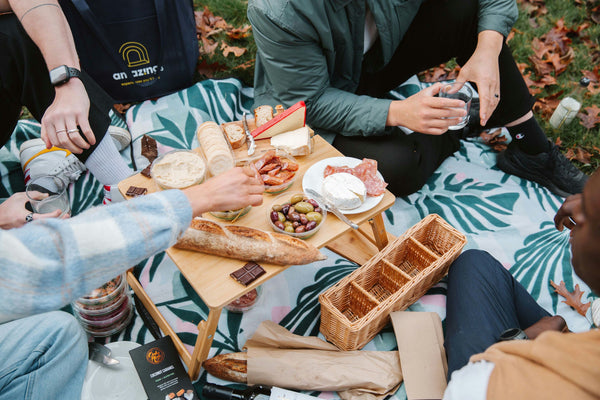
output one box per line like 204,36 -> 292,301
498,328 -> 529,342
49,65 -> 81,86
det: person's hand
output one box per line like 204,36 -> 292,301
524,316 -> 569,340
0,192 -> 63,229
554,193 -> 585,231
456,30 -> 504,127
40,77 -> 96,155
183,166 -> 264,217
387,83 -> 467,135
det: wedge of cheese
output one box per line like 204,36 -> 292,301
270,127 -> 312,156
251,101 -> 306,139
321,173 -> 367,210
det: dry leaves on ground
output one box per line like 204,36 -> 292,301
550,280 -> 592,317
578,105 -> 600,129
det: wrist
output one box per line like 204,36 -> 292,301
386,101 -> 404,126
183,186 -> 212,218
476,30 -> 503,56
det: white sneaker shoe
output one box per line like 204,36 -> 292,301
108,126 -> 132,152
20,138 -> 87,184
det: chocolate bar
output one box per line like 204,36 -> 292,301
141,135 -> 158,163
141,164 -> 152,178
230,262 -> 266,286
126,186 -> 148,197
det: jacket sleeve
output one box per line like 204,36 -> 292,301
477,0 -> 518,37
248,4 -> 391,137
0,190 -> 192,323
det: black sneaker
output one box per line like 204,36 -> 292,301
496,141 -> 588,197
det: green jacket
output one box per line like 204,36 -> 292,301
247,0 -> 517,137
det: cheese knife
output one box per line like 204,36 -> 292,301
242,112 -> 256,156
305,188 -> 359,230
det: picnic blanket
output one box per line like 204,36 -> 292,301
1,77 -> 596,398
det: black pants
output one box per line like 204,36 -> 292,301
333,0 -> 536,197
444,250 -> 550,378
0,13 -> 114,162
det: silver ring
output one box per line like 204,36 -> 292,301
68,130 -> 80,136
25,212 -> 34,223
494,93 -> 499,98
56,129 -> 67,134
67,128 -> 79,133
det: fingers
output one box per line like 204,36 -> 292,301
41,109 -> 93,154
554,194 -> 584,231
34,209 -> 63,220
78,118 -> 96,146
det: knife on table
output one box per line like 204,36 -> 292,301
242,112 -> 256,156
305,188 -> 359,230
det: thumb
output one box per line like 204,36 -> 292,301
35,209 -> 63,220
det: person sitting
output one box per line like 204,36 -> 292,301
247,0 -> 587,197
1,0 -> 137,228
0,166 -> 264,399
443,170 -> 600,398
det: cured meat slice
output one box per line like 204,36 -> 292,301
323,158 -> 387,196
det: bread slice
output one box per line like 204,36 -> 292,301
254,105 -> 274,127
252,101 -> 306,140
222,122 -> 246,149
270,126 -> 312,156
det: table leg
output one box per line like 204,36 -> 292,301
188,307 -> 222,380
369,213 -> 389,250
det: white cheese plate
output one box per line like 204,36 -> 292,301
302,156 -> 385,215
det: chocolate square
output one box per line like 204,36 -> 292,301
230,262 -> 266,286
126,186 -> 148,197
141,135 -> 158,163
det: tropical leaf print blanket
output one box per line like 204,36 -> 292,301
1,78 -> 596,398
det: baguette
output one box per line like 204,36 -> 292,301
222,122 -> 246,149
254,105 -> 274,127
197,121 -> 235,176
202,352 -> 248,383
174,219 -> 326,266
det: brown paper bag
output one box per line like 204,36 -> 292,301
244,321 -> 402,400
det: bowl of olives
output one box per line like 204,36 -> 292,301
267,191 -> 327,239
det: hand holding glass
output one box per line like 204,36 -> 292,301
439,82 -> 472,130
26,176 -> 70,217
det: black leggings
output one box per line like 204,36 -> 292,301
0,13 -> 114,162
333,0 -> 536,197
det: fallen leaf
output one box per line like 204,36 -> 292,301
574,147 -> 593,164
550,280 -> 591,317
227,25 -> 251,40
479,128 -> 508,151
196,60 -> 224,78
113,103 -> 132,115
221,43 -> 246,58
578,105 -> 600,129
533,91 -> 563,119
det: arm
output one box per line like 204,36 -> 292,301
248,5 -> 391,137
8,0 -> 94,154
0,167 -> 263,323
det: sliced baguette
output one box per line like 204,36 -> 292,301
254,105 -> 274,127
222,122 -> 246,149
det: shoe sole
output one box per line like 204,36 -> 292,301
108,126 -> 132,151
496,152 -> 571,198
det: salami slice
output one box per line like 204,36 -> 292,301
323,159 -> 387,196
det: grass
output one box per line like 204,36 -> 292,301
195,0 -> 599,173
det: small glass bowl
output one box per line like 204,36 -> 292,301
225,286 -> 263,313
244,149 -> 298,194
267,191 -> 327,240
74,274 -> 126,309
209,205 -> 252,221
151,150 -> 207,190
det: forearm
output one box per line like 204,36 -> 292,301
475,30 -> 504,58
8,0 -> 79,70
0,190 -> 192,323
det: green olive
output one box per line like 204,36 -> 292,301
284,221 -> 294,229
290,193 -> 305,204
284,225 -> 295,233
306,211 -> 323,223
294,201 -> 314,214
277,212 -> 286,223
272,204 -> 283,212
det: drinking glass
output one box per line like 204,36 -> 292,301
439,82 -> 473,130
26,175 -> 70,217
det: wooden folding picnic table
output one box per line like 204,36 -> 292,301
118,134 -> 396,380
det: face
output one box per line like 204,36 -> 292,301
570,172 -> 600,295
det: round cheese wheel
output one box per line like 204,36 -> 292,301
321,172 -> 367,210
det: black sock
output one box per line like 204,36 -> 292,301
507,117 -> 550,155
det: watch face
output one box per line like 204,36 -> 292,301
50,66 -> 69,85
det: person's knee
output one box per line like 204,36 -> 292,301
41,311 -> 87,354
448,249 -> 497,283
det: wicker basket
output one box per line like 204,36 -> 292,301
319,214 -> 467,351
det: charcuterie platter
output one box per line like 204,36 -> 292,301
302,157 -> 385,215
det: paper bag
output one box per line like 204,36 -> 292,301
244,321 -> 402,400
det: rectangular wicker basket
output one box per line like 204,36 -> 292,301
319,213 -> 467,351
